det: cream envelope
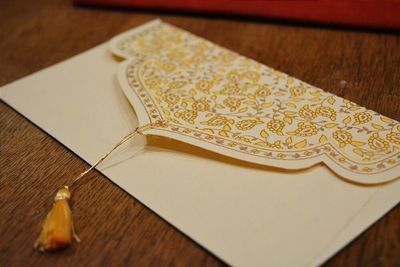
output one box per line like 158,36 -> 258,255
1,19 -> 399,267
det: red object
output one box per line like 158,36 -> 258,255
72,0 -> 400,30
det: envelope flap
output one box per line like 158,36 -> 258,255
109,19 -> 400,184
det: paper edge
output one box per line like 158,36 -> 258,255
108,19 -> 162,60
311,183 -> 400,266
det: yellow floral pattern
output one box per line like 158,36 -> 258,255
112,20 -> 400,182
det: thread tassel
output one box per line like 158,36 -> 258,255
33,121 -> 165,252
34,186 -> 80,252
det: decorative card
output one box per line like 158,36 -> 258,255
110,19 -> 400,184
2,19 -> 400,266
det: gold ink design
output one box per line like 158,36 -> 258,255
110,20 -> 400,184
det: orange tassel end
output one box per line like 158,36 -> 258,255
34,186 -> 80,252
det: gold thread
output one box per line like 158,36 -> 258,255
69,120 -> 167,188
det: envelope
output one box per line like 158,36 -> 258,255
1,19 -> 399,266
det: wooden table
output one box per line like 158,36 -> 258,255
1,0 -> 399,266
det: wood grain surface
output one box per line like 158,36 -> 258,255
0,0 -> 399,266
